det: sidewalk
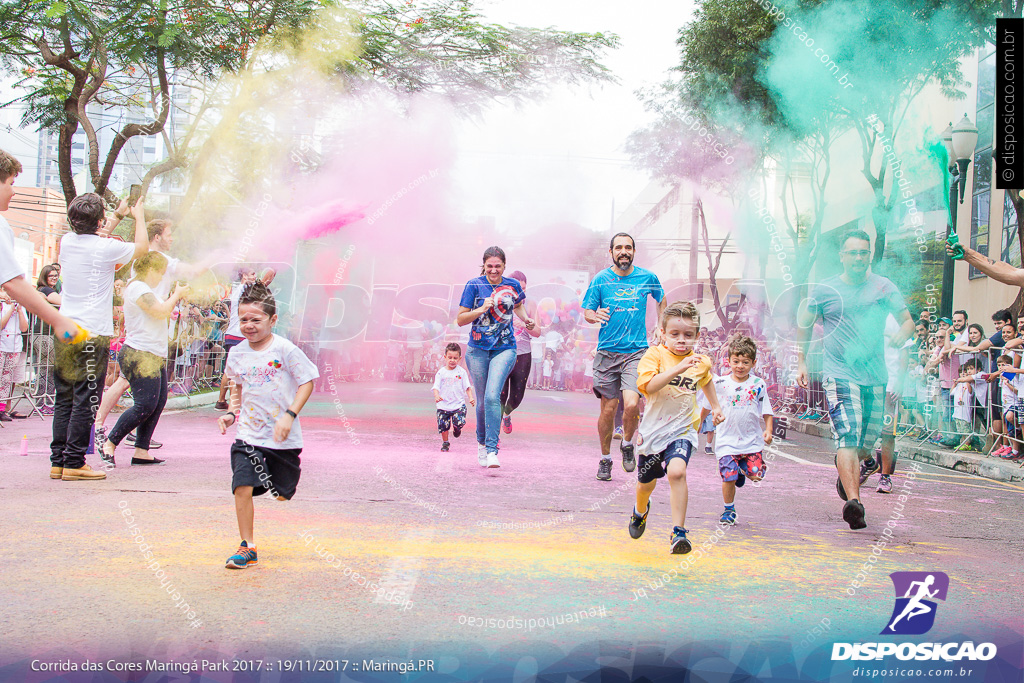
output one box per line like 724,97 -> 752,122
784,416 -> 1024,483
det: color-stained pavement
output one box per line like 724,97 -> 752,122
2,381 -> 1022,678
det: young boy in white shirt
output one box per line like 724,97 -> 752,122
712,336 -> 774,526
0,291 -> 28,420
432,343 -> 476,452
217,283 -> 319,569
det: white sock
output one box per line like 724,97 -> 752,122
622,438 -> 632,446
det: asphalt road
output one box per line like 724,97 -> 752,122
2,381 -> 1021,680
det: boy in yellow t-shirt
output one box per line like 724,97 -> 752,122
628,301 -> 723,554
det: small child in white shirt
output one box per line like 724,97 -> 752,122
432,343 -> 475,452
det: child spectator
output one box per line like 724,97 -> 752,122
432,342 -> 476,452
216,283 -> 318,569
0,291 -> 28,420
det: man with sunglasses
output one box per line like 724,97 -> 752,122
797,230 -> 914,530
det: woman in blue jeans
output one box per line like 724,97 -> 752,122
457,246 -> 535,468
102,252 -> 189,466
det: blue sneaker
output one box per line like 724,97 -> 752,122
225,541 -> 258,569
628,503 -> 650,539
670,527 -> 692,554
720,507 -> 737,525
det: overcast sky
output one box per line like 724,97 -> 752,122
453,0 -> 696,235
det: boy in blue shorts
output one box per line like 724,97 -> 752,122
432,342 -> 476,451
628,301 -> 722,554
217,282 -> 318,569
711,336 -> 774,525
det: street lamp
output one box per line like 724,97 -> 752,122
940,114 -> 979,318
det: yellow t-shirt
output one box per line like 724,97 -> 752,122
636,346 -> 713,455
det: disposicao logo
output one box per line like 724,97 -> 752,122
831,571 -> 997,662
882,571 -> 948,635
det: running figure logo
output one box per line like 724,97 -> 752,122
881,571 -> 949,635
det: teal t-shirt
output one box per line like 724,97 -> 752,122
581,266 -> 664,353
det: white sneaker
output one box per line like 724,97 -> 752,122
485,451 -> 500,468
478,444 -> 488,467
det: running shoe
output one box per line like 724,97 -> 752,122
859,457 -> 880,484
670,528 -> 692,554
478,444 -> 488,467
596,457 -> 613,481
620,443 -> 636,473
704,444 -> 714,455
842,499 -> 867,530
225,541 -> 258,569
876,475 -> 893,494
720,507 -> 737,525
502,415 -> 512,434
100,444 -> 115,466
215,401 -> 229,411
441,441 -> 450,452
628,503 -> 650,539
126,433 -> 162,449
94,425 -> 106,448
485,451 -> 500,468
836,475 -> 847,501
613,426 -> 623,440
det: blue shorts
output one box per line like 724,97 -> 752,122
699,413 -> 715,434
637,439 -> 693,484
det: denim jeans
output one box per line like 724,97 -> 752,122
51,335 -> 110,469
465,346 -> 517,451
108,346 -> 168,451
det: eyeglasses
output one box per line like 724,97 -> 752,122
841,250 -> 870,257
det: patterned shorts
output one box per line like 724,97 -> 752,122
824,378 -> 884,452
436,405 -> 468,434
718,452 -> 767,482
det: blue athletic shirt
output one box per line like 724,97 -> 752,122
582,266 -> 665,353
459,276 -> 526,351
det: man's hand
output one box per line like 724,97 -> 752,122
55,320 -> 89,345
217,412 -> 236,435
592,307 -> 611,323
797,361 -> 808,388
274,412 -> 295,442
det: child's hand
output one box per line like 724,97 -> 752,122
468,396 -> 476,406
711,408 -> 724,425
674,355 -> 700,373
217,413 -> 235,435
763,429 -> 773,445
274,413 -> 294,443
435,394 -> 442,403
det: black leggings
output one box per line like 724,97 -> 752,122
108,346 -> 168,450
501,352 -> 532,415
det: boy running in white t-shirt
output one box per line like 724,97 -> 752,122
432,343 -> 476,452
628,301 -> 722,554
217,283 -> 318,569
712,336 -> 774,525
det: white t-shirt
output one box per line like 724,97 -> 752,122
543,359 -> 553,377
226,283 -> 245,337
970,373 -> 989,407
0,215 -> 24,284
1002,372 -> 1024,404
225,334 -> 319,449
952,382 -> 972,422
58,232 -> 135,336
122,281 -> 168,357
710,375 -> 774,457
432,365 -> 471,411
0,302 -> 23,352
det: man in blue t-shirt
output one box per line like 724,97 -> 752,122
582,232 -> 666,481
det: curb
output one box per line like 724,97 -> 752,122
120,390 -> 220,412
783,417 -> 1024,483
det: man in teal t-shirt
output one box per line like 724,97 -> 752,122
582,232 -> 665,482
